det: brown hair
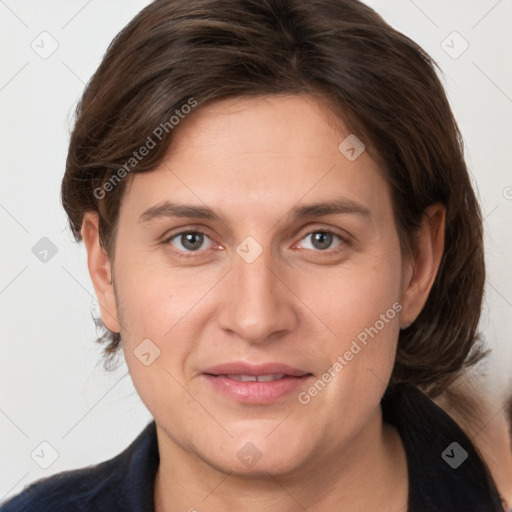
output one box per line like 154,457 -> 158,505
61,0 -> 486,397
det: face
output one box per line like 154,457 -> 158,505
84,94 -> 437,477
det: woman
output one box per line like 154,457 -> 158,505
1,0 -> 508,510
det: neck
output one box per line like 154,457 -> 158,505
154,407 -> 408,512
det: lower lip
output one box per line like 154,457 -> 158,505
202,374 -> 313,404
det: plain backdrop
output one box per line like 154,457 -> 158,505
1,0 -> 511,501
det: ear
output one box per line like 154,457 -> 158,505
81,212 -> 121,333
399,203 -> 446,328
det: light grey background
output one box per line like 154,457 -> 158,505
1,0 -> 511,501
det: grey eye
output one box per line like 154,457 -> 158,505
169,231 -> 212,252
301,231 -> 341,251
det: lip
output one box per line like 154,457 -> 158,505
202,362 -> 311,377
201,362 -> 314,404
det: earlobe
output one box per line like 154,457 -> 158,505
81,212 -> 121,333
399,203 -> 446,328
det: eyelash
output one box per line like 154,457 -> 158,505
163,229 -> 213,259
162,228 -> 350,259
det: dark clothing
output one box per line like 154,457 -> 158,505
1,383 -> 504,511
381,384 -> 504,511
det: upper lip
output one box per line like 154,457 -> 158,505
202,362 -> 311,377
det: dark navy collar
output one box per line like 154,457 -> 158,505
117,420 -> 159,512
382,383 -> 504,511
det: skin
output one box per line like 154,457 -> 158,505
82,94 -> 445,511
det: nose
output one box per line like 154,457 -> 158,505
217,242 -> 298,343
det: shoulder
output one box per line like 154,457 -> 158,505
0,458 -> 121,512
382,383 -> 505,512
0,422 -> 158,512
435,382 -> 512,510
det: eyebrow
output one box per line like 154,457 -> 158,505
139,198 -> 372,223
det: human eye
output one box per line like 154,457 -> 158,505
163,229 -> 216,258
295,229 -> 350,254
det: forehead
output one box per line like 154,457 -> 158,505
122,94 -> 392,224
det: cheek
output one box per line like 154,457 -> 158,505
112,244 -> 202,341
302,253 -> 402,338
296,247 -> 403,391
112,250 -> 217,402
296,262 -> 402,425
114,262 -> 196,426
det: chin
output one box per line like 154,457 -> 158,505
210,450 -> 307,478
198,430 -> 314,478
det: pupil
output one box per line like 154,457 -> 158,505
183,233 -> 203,250
312,232 -> 332,250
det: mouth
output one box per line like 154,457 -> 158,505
214,373 -> 290,382
201,363 -> 314,404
